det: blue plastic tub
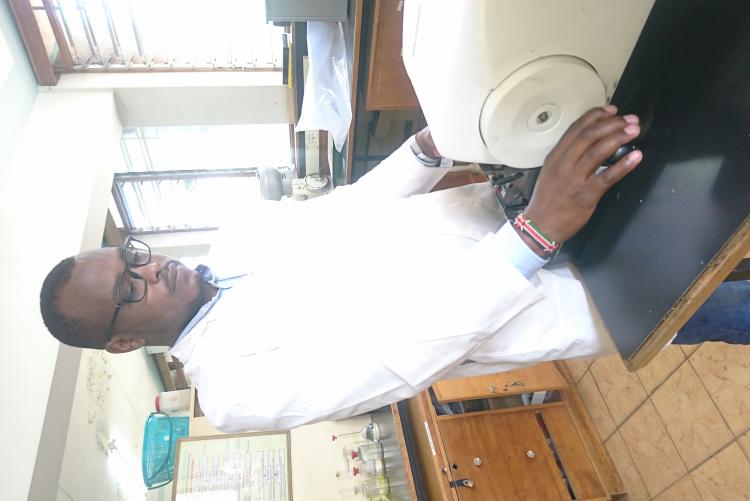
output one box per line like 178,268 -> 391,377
141,413 -> 189,489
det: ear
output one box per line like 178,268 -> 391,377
105,335 -> 146,354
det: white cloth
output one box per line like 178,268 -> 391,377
170,139 -> 616,432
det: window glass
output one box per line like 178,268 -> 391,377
50,0 -> 283,70
113,124 -> 290,234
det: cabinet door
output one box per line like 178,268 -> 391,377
433,362 -> 568,403
438,409 -> 570,500
541,405 -> 608,500
366,0 -> 420,110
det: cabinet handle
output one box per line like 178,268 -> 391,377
473,457 -> 482,466
526,450 -> 536,459
449,478 -> 475,489
489,385 -> 497,393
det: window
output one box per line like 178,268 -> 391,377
112,124 -> 291,234
40,0 -> 284,71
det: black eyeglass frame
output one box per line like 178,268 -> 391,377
104,236 -> 152,342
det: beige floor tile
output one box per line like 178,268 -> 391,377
620,400 -> 687,497
605,431 -> 650,501
565,358 -> 590,383
653,475 -> 702,501
576,370 -> 617,441
651,363 -> 733,469
690,342 -> 750,435
739,431 -> 750,462
637,345 -> 685,394
681,344 -> 701,357
590,355 -> 648,425
691,442 -> 750,501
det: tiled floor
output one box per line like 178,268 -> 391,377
565,342 -> 750,500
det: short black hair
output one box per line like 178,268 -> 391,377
40,256 -> 107,349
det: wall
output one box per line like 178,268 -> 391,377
54,71 -> 295,127
57,350 -> 163,501
0,0 -> 37,194
0,90 -> 122,501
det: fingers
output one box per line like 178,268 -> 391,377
576,117 -> 640,175
591,149 -> 643,194
562,115 -> 638,172
547,106 -> 618,164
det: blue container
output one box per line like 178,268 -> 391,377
141,413 -> 189,489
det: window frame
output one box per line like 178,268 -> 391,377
112,167 -> 261,235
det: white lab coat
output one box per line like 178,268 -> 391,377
170,140 -> 616,432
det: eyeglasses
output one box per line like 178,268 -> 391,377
105,236 -> 152,341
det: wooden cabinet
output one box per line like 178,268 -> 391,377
432,363 -> 568,403
440,409 -> 573,500
366,0 -> 420,110
399,362 -> 618,500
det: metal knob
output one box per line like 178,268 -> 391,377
473,457 -> 482,466
489,385 -> 497,394
526,450 -> 535,459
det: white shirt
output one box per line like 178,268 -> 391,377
170,139 -> 616,432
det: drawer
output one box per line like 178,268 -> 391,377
437,404 -> 607,500
438,407 -> 570,500
432,362 -> 568,403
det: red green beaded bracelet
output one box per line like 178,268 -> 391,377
512,213 -> 560,256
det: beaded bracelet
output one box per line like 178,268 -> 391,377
512,213 -> 560,256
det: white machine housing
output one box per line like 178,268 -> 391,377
402,0 -> 655,168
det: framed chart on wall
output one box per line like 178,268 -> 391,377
172,431 -> 293,501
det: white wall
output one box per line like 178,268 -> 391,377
0,90 -> 122,501
57,350 -> 163,501
0,0 -> 37,196
53,72 -> 295,127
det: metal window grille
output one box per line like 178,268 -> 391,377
36,0 -> 284,71
113,124 -> 292,234
112,169 -> 262,234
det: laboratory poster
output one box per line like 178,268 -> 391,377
172,431 -> 292,501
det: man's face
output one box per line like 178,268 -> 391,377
58,248 -> 207,348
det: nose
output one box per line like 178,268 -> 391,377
137,260 -> 162,284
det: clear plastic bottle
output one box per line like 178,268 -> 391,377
335,470 -> 366,499
361,458 -> 385,477
362,475 -> 391,500
357,442 -> 384,462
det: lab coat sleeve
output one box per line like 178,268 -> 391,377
195,346 -> 424,433
327,137 -> 452,200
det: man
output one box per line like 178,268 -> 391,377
41,107 -> 645,431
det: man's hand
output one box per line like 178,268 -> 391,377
523,106 -> 643,246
